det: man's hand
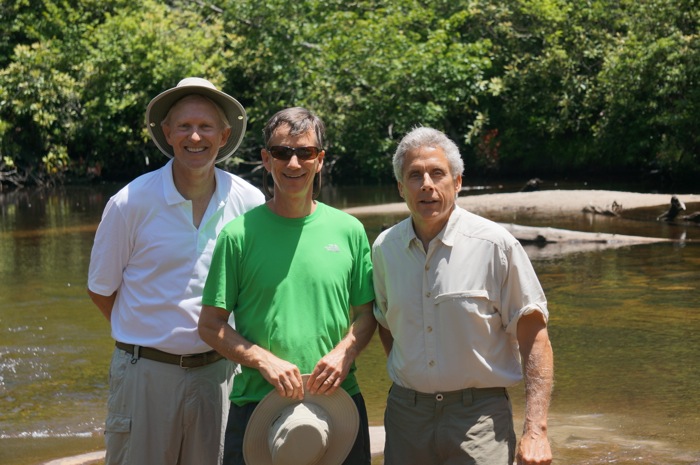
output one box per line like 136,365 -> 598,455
257,353 -> 304,400
199,304 -> 303,399
516,311 -> 554,465
307,301 -> 376,396
307,347 -> 350,395
516,429 -> 552,465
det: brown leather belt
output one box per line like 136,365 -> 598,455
115,342 -> 224,368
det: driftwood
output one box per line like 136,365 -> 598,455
500,223 -> 668,245
654,195 -> 700,224
681,212 -> 700,223
341,190 -> 700,259
0,167 -> 28,192
582,200 -> 623,216
519,178 -> 543,192
499,223 -> 673,260
657,195 -> 686,221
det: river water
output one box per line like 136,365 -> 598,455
1,183 -> 699,465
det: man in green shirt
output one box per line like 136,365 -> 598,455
199,107 -> 376,465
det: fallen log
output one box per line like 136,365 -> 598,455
499,223 -> 674,260
499,223 -> 668,245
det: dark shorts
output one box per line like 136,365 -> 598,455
223,392 -> 371,465
383,383 -> 516,465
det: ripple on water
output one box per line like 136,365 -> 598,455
0,346 -> 52,385
548,412 -> 700,465
1,429 -> 99,439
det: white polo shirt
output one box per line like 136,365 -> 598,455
88,160 -> 264,354
372,206 -> 548,393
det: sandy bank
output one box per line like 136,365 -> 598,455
344,189 -> 700,258
343,189 -> 700,217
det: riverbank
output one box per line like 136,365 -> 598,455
344,189 -> 700,217
347,189 -> 700,257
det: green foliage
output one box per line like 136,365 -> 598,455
593,1 -> 700,184
0,0 -> 233,183
493,0 -> 611,172
487,0 -> 699,185
0,41 -> 80,182
221,0 -> 495,182
0,0 -> 699,188
75,0 -> 233,179
310,3 -> 492,181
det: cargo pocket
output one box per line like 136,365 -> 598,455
104,413 -> 131,463
105,413 -> 131,433
107,350 -> 130,413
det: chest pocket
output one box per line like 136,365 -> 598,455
434,290 -> 497,319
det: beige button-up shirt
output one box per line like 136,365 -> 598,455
372,207 -> 548,393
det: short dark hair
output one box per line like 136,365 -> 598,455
263,107 -> 325,148
261,107 -> 326,200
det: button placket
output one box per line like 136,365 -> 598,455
422,255 -> 437,373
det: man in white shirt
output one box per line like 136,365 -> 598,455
372,127 -> 553,465
87,78 -> 264,465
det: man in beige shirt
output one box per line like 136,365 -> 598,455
372,127 -> 553,465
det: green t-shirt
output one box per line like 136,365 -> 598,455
202,202 -> 375,405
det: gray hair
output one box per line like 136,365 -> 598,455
263,107 -> 325,148
393,127 -> 464,181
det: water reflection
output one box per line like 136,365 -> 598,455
1,185 -> 699,465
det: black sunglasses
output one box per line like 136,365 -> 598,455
266,146 -> 323,161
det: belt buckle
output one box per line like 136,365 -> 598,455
179,354 -> 194,368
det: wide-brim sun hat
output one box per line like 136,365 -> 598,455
243,374 -> 359,465
145,77 -> 246,163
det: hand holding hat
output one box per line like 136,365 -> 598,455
243,374 -> 359,465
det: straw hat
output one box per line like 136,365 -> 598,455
243,375 -> 359,465
145,77 -> 246,163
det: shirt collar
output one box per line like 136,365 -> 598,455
161,159 -> 227,208
402,206 -> 463,250
211,167 -> 229,209
440,206 -> 463,247
399,217 -> 418,250
162,159 -> 184,206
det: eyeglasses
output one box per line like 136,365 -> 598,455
266,146 -> 323,161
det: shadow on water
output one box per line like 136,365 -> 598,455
1,184 -> 699,464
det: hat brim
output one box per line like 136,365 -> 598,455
243,375 -> 360,465
145,81 -> 246,163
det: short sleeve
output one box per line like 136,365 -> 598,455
88,198 -> 131,296
202,228 -> 241,312
501,241 -> 548,334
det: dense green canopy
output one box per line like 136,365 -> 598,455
1,0 -> 698,189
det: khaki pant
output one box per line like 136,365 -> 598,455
104,348 -> 235,465
383,383 -> 516,465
